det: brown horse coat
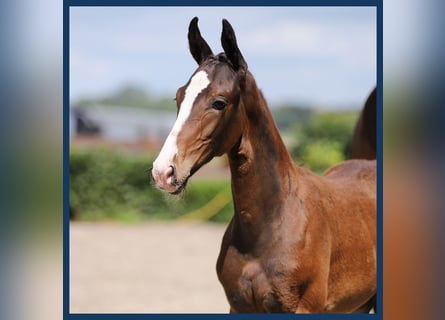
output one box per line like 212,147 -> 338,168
215,69 -> 376,313
152,17 -> 376,313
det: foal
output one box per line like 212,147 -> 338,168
152,17 -> 376,313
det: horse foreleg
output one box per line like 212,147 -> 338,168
293,280 -> 328,313
353,294 -> 376,313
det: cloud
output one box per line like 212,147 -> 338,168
245,21 -> 322,55
242,18 -> 375,62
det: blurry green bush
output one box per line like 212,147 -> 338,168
290,111 -> 358,173
70,149 -> 233,222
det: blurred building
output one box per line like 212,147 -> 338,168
70,105 -> 175,143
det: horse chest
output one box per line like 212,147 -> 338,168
217,245 -> 292,313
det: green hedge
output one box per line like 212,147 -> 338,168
70,149 -> 233,222
291,111 -> 358,173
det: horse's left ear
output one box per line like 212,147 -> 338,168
188,17 -> 214,65
221,19 -> 248,72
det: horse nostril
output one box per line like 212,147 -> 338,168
165,165 -> 175,185
166,165 -> 174,177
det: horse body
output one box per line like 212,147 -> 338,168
152,17 -> 376,313
216,73 -> 376,312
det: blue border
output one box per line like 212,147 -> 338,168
376,0 -> 383,316
61,314 -> 379,320
65,0 -> 378,6
63,1 -> 382,319
63,1 -> 70,318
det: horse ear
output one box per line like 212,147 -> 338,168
221,19 -> 248,72
188,17 -> 213,65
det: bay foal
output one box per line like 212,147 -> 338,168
152,17 -> 376,313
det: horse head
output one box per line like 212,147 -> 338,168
152,17 -> 249,194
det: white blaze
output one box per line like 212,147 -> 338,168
153,70 -> 210,171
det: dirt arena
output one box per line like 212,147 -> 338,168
70,221 -> 229,313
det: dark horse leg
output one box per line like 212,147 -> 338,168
353,294 -> 376,313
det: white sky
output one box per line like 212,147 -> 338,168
70,6 -> 376,109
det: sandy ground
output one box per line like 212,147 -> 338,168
70,221 -> 229,313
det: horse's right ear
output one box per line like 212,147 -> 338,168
188,17 -> 213,65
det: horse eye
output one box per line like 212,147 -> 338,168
212,99 -> 227,110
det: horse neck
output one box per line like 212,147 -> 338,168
227,74 -> 297,247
